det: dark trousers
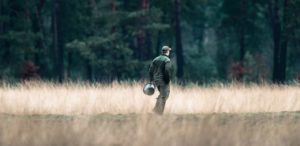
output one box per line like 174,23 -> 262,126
153,84 -> 170,115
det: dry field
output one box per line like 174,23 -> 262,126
0,82 -> 300,146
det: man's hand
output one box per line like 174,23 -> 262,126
149,80 -> 154,84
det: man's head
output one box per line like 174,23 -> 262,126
161,46 -> 172,56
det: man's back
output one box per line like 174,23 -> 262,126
149,55 -> 171,85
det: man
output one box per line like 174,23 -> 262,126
149,46 -> 172,115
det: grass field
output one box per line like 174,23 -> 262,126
0,82 -> 300,146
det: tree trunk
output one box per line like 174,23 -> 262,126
280,37 -> 287,81
0,0 -> 5,77
67,52 -> 72,79
86,60 -> 93,81
0,0 -> 3,34
144,0 -> 152,59
0,0 -> 4,50
111,0 -> 116,32
87,0 -> 99,81
33,0 -> 46,75
278,0 -> 289,82
89,0 -> 98,18
123,0 -> 129,10
136,0 -> 149,60
239,30 -> 245,65
156,31 -> 162,55
269,0 -> 282,83
175,0 -> 184,80
121,0 -> 128,35
52,0 -> 58,79
52,0 -> 64,83
239,0 -> 247,66
111,0 -> 116,11
270,0 -> 289,83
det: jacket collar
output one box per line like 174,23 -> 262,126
161,54 -> 170,58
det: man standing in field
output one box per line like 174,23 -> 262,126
149,46 -> 172,115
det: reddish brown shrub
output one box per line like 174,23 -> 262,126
21,61 -> 40,81
231,62 -> 245,81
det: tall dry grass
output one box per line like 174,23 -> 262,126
0,82 -> 300,146
1,113 -> 300,146
0,81 -> 299,115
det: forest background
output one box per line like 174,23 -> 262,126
0,0 -> 299,84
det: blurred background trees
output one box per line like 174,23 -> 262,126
0,0 -> 299,83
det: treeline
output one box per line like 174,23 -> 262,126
0,0 -> 299,83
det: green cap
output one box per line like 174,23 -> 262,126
162,46 -> 172,51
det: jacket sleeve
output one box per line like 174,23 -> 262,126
164,61 -> 172,84
149,62 -> 154,82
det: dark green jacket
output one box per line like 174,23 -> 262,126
149,55 -> 172,85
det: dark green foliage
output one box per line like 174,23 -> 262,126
0,0 -> 299,83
